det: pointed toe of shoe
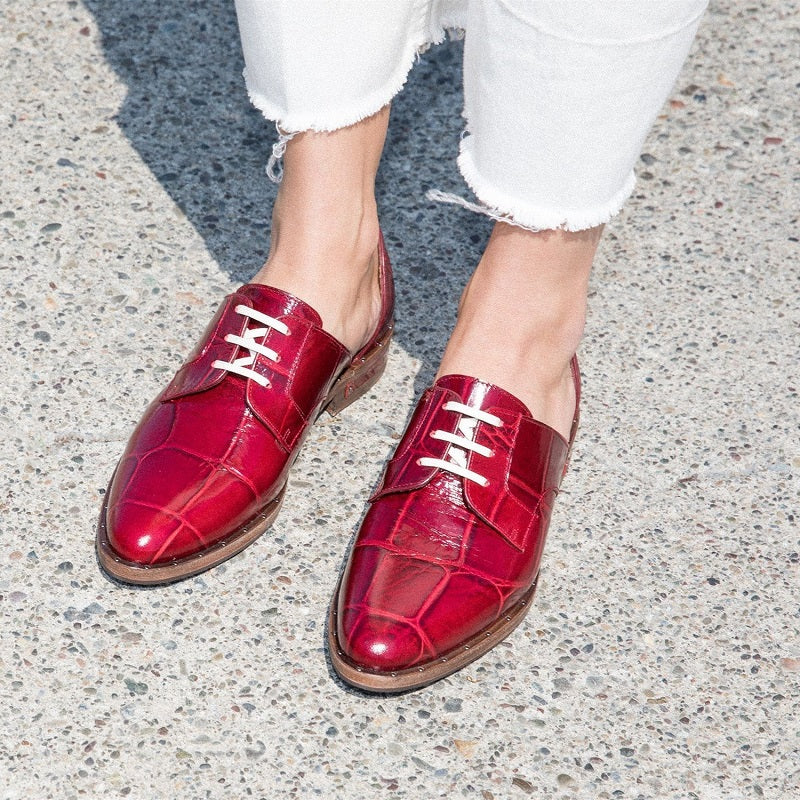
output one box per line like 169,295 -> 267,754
330,580 -> 518,692
97,449 -> 260,582
335,608 -> 427,675
100,445 -> 223,570
102,497 -> 188,567
98,456 -> 282,584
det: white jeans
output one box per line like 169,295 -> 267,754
234,0 -> 707,231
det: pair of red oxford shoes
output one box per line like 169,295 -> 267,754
97,234 -> 579,692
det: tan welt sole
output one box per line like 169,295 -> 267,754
96,484 -> 286,586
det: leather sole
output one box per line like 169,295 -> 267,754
327,575 -> 538,693
96,484 -> 286,585
96,320 -> 393,586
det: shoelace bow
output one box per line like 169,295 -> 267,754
211,304 -> 290,388
417,401 -> 502,487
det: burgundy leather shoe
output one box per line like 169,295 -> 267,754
97,235 -> 394,584
329,357 -> 580,692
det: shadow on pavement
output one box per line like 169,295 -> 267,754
83,0 -> 489,393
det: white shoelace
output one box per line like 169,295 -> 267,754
417,401 -> 502,487
211,304 -> 290,388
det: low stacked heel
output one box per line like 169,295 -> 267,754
325,321 -> 393,416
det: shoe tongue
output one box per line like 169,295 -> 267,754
433,374 -> 532,419
235,283 -> 324,327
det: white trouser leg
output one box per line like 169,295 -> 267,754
455,0 -> 708,231
233,0 -> 436,133
233,0 -> 707,231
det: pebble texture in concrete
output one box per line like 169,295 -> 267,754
1,1 -> 798,798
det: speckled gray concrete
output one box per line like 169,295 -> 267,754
1,1 -> 798,798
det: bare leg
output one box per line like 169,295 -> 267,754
252,106 -> 390,353
437,222 -> 602,440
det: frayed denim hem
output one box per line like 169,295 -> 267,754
427,145 -> 636,233
246,28 -> 462,184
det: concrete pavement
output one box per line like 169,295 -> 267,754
1,1 -> 798,797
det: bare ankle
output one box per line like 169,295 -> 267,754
245,109 -> 390,353
436,222 -> 599,438
250,214 -> 382,354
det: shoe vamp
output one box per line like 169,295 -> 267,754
108,382 -> 289,561
361,476 -> 538,585
340,534 -> 518,670
343,478 -> 536,664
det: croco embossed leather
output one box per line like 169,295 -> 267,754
97,235 -> 394,584
329,358 -> 580,691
